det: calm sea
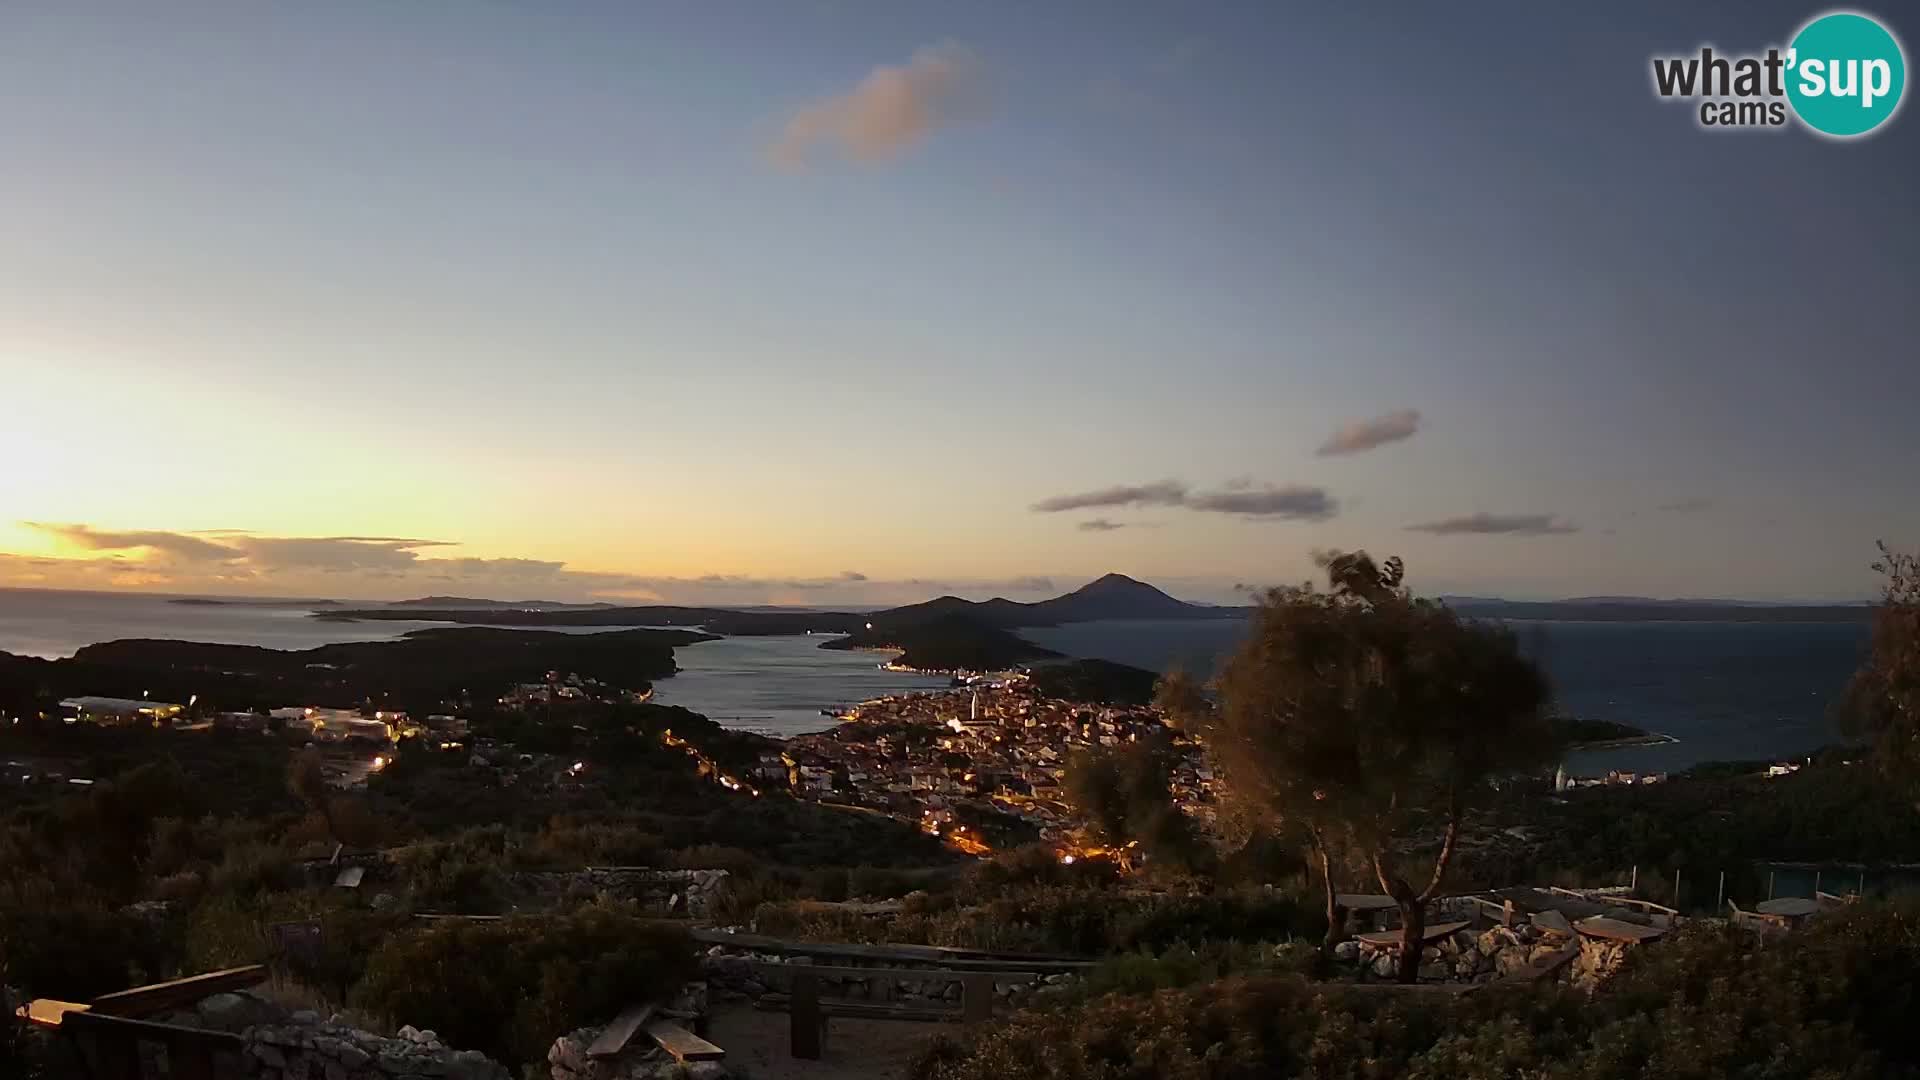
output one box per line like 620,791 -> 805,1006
0,589 -> 947,737
0,590 -> 1872,767
1022,618 -> 1871,774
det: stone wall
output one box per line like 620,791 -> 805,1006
239,1023 -> 510,1080
514,868 -> 731,918
1332,921 -> 1631,989
1569,935 -> 1631,991
700,946 -> 1074,1009
161,988 -> 512,1080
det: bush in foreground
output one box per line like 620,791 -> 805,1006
913,901 -> 1920,1080
350,903 -> 696,1068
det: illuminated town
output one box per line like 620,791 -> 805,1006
771,675 -> 1216,857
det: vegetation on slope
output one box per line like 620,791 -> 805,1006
914,900 -> 1920,1080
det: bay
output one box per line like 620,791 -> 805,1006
1021,618 -> 1872,774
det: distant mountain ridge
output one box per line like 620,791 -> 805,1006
325,577 -> 1873,633
387,596 -> 616,611
871,573 -> 1239,630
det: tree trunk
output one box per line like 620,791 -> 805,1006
1375,851 -> 1423,984
1318,843 -> 1347,955
1394,891 -> 1424,984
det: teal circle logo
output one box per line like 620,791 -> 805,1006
1786,11 -> 1907,137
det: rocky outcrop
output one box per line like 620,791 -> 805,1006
238,1021 -> 511,1080
513,869 -> 731,918
1569,935 -> 1631,991
157,988 -> 512,1080
1334,916 -> 1642,991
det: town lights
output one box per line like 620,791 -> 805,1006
371,756 -> 387,771
1060,854 -> 1076,865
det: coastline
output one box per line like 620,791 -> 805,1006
1566,732 -> 1679,751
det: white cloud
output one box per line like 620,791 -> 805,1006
1317,409 -> 1422,456
769,43 -> 981,168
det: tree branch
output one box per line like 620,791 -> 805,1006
1417,791 -> 1462,903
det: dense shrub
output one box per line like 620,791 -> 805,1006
387,830 -> 514,913
350,904 -> 697,1068
1079,940 -> 1314,998
0,904 -> 164,1000
915,901 -> 1920,1080
752,885 -> 1321,957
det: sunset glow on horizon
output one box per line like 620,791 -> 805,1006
5,2 -> 1916,606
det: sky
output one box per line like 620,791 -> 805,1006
3,1 -> 1916,605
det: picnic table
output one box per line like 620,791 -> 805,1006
1755,897 -> 1821,919
1573,916 -> 1667,943
1353,921 -> 1470,950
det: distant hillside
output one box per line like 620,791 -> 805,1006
0,627 -> 707,714
322,578 -> 1870,633
872,573 -> 1238,631
386,596 -> 615,611
1025,658 -> 1161,706
820,613 -> 1062,672
320,605 -> 864,635
322,573 -> 1235,633
1444,599 -> 1873,623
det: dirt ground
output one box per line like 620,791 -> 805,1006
707,1004 -> 949,1080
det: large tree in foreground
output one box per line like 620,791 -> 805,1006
1174,551 -> 1557,982
1838,542 -> 1920,798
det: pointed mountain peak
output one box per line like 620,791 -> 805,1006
1071,573 -> 1169,597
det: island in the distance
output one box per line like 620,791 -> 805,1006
0,627 -> 711,714
316,574 -> 1233,671
1556,716 -> 1676,749
310,573 -> 1874,674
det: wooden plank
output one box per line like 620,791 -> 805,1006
1574,916 -> 1667,943
748,962 -> 1037,983
1335,894 -> 1401,912
587,1004 -> 655,1058
1530,909 -> 1574,937
1482,887 -> 1615,922
689,928 -> 1093,971
19,1000 -> 90,1028
89,966 -> 268,1018
412,912 -> 505,922
826,1001 -> 956,1022
643,1018 -> 725,1063
333,865 -> 365,889
1354,921 -> 1470,949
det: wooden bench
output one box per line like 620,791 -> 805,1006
89,966 -> 269,1018
1353,921 -> 1471,951
749,962 -> 1038,1060
587,1000 -> 725,1065
1727,900 -> 1792,936
1572,916 -> 1667,943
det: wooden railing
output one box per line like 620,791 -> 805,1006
750,962 -> 1038,1060
61,1011 -> 245,1080
17,965 -> 266,1080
